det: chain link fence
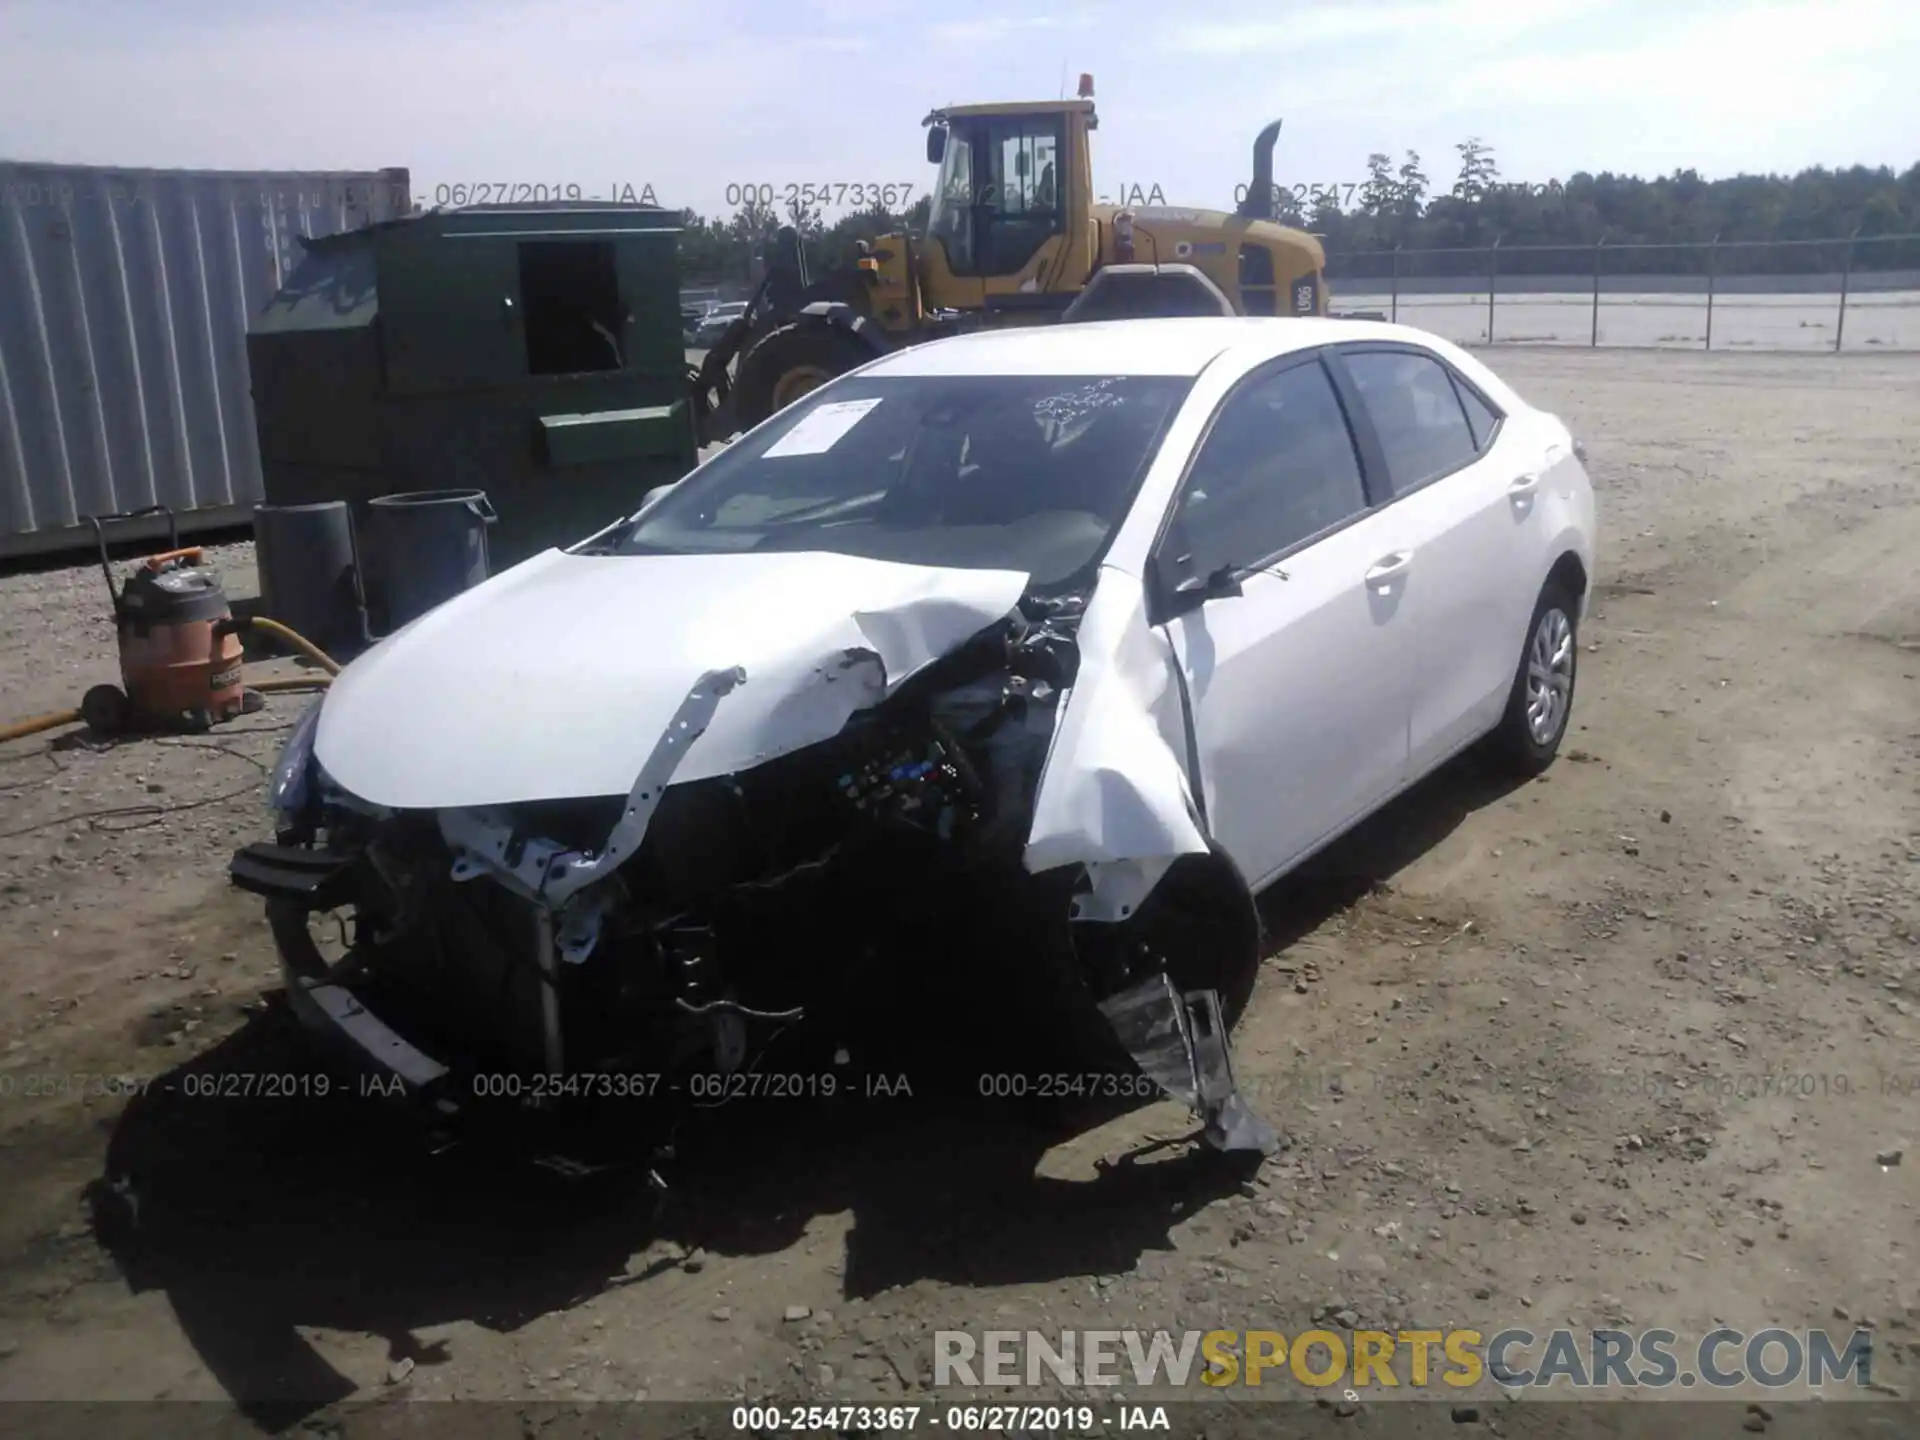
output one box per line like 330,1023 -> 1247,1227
1322,232 -> 1920,351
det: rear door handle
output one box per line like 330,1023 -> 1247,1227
1365,552 -> 1413,588
1509,472 -> 1543,495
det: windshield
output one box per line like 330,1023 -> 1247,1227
605,372 -> 1193,590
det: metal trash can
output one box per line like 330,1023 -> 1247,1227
254,501 -> 368,658
367,488 -> 496,632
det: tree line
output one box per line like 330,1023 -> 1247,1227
1318,140 -> 1920,277
676,142 -> 1920,286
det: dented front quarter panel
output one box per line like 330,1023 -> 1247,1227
1011,345 -> 1283,1153
1020,336 -> 1261,917
1021,565 -> 1208,919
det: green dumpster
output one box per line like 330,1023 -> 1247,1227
247,202 -> 697,626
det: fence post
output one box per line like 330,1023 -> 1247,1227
1704,232 -> 1719,351
1487,235 -> 1501,343
1391,243 -> 1401,324
1591,232 -> 1605,347
1835,227 -> 1859,354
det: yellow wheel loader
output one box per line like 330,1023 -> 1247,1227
688,78 -> 1329,443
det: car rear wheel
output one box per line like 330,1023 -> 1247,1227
1483,580 -> 1579,776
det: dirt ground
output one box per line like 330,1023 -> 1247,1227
0,348 -> 1915,1436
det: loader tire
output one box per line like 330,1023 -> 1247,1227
734,322 -> 874,432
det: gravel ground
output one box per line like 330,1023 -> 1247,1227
0,348 -> 1917,1436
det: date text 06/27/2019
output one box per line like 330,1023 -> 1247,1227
425,181 -> 659,207
0,178 -> 660,212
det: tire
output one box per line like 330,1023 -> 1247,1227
1027,856 -> 1263,1074
1012,857 -> 1262,1137
1483,579 -> 1579,776
1137,855 -> 1263,1031
734,322 -> 876,431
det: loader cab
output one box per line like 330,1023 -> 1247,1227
920,98 -> 1097,308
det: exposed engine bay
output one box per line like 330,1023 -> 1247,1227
231,551 -> 1277,1174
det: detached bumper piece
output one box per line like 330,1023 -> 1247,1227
235,841 -> 461,1105
230,842 -> 481,1127
229,842 -> 359,911
232,843 -> 662,1176
282,971 -> 451,1089
1098,972 -> 1279,1155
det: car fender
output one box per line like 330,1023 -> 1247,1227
1023,565 -> 1213,917
1535,440 -> 1597,617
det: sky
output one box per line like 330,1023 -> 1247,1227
2,0 -> 1916,220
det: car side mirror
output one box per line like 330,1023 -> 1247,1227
1150,556 -> 1242,623
926,125 -> 947,165
1190,563 -> 1244,602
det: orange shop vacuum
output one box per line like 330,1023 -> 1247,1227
79,506 -> 257,736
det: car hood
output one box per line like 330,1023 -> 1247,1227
314,547 -> 1030,810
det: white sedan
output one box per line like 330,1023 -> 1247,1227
237,318 -> 1594,1161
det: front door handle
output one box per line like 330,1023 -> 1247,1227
1509,471 -> 1543,496
1365,552 -> 1412,588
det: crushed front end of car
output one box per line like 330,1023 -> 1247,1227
230,547 -> 1277,1171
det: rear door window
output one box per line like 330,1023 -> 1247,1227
1342,349 -> 1479,495
1452,376 -> 1504,450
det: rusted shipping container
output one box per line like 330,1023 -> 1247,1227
0,161 -> 411,558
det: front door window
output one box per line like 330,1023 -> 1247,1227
980,118 -> 1064,276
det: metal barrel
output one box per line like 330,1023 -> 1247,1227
366,488 -> 497,632
254,501 -> 367,657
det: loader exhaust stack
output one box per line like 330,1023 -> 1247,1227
1236,119 -> 1284,222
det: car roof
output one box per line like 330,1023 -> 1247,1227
861,317 -> 1454,379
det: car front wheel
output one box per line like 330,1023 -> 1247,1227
1484,580 -> 1579,776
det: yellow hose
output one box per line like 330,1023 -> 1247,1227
246,616 -> 342,675
0,709 -> 81,745
0,616 -> 338,744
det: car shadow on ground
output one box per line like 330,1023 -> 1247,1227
1256,748 -> 1533,948
84,1014 -> 1265,1419
83,750 -> 1529,1422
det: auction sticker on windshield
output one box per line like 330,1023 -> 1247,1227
763,398 -> 884,458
